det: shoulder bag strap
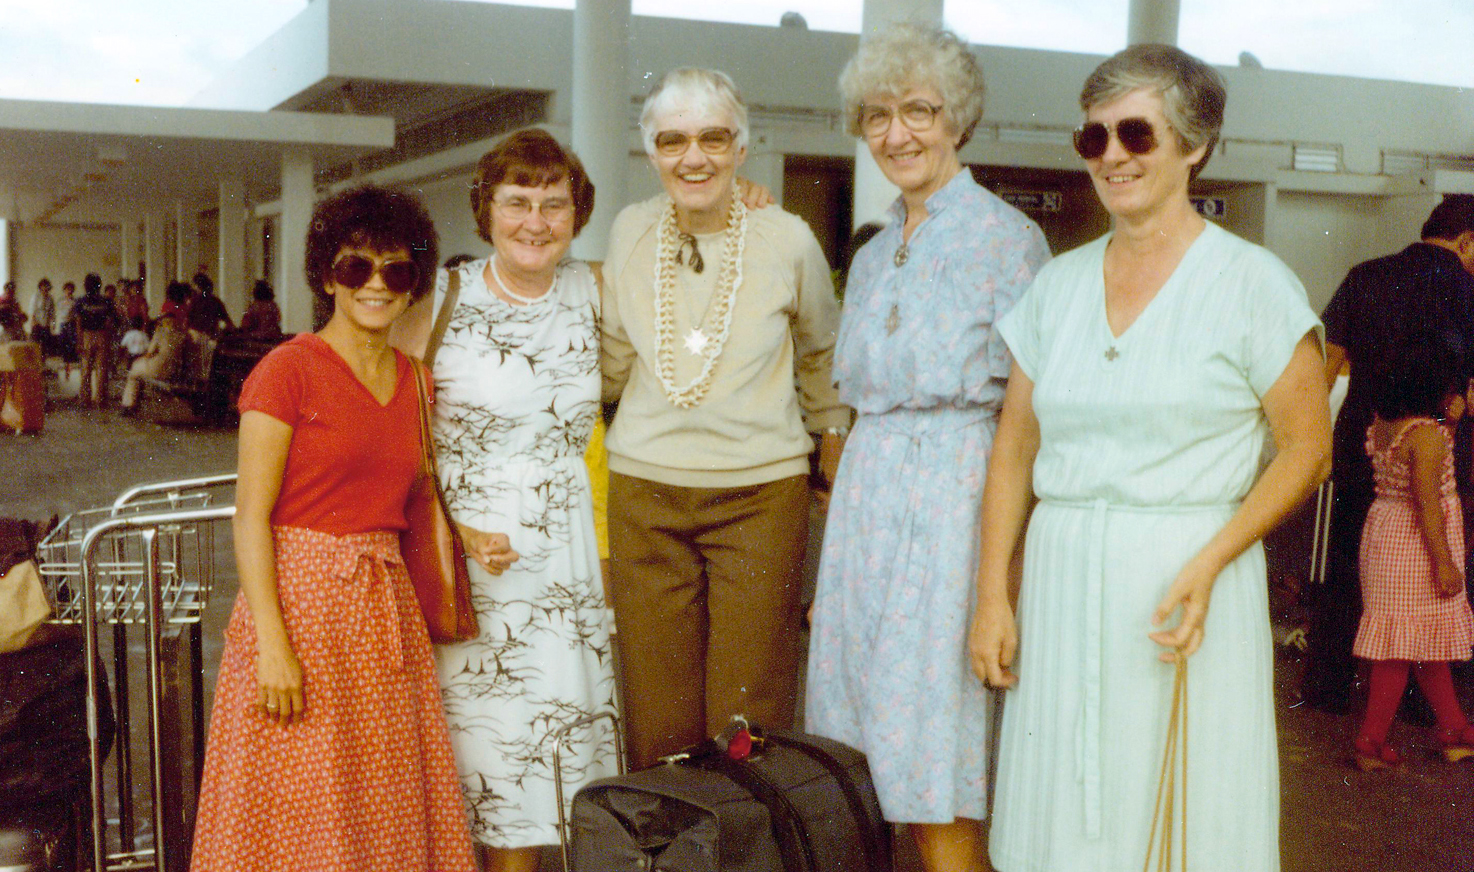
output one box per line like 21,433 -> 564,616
1144,656 -> 1188,872
423,269 -> 461,370
411,361 -> 436,477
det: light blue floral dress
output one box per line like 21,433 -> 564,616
805,171 -> 1049,822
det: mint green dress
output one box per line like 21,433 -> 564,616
989,223 -> 1319,872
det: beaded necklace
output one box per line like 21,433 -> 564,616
652,195 -> 748,409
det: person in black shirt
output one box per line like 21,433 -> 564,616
185,273 -> 233,340
72,273 -> 120,407
1305,194 -> 1474,713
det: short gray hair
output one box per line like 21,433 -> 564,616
1079,44 -> 1226,180
638,68 -> 750,157
838,22 -> 986,147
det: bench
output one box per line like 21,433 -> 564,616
137,333 -> 289,422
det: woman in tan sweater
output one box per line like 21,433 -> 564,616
601,67 -> 848,769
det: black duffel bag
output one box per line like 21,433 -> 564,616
569,721 -> 891,872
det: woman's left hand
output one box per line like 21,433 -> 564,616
1148,552 -> 1223,660
737,178 -> 774,210
814,431 -> 846,510
456,523 -> 519,575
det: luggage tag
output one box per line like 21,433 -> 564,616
724,714 -> 765,762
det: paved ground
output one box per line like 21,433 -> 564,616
7,378 -> 1474,872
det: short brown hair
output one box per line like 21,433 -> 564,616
469,129 -> 596,242
1080,44 -> 1226,181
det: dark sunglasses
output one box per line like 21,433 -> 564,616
653,127 -> 736,157
329,254 -> 420,294
1072,117 -> 1161,160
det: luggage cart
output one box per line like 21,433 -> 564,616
36,474 -> 236,872
551,711 -> 625,872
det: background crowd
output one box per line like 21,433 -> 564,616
0,267 -> 283,412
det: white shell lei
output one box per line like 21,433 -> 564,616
652,195 -> 748,408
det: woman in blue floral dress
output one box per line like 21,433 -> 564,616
804,23 -> 1049,872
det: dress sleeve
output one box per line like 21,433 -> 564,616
987,222 -> 1052,382
237,344 -> 304,427
1246,253 -> 1324,398
996,265 -> 1051,382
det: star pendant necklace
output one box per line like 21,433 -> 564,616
683,326 -> 710,355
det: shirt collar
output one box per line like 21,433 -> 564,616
884,168 -> 976,225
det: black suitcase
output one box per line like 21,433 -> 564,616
568,721 -> 891,872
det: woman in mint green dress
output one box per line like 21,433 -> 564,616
969,45 -> 1331,872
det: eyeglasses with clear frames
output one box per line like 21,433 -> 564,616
858,100 -> 944,137
492,195 -> 574,223
652,128 -> 737,157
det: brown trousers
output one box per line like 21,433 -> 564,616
78,330 -> 113,405
608,473 -> 810,770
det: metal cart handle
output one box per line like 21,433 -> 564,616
552,710 -> 625,872
110,473 -> 238,514
79,504 -> 236,872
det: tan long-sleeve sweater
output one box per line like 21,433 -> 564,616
601,195 -> 848,488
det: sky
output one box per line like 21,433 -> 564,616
0,0 -> 1467,108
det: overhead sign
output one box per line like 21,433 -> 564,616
1192,197 -> 1227,218
1001,190 -> 1062,213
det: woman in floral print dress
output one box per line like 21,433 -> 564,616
803,23 -> 1049,872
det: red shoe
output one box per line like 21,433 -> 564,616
1353,737 -> 1401,771
1436,726 -> 1474,763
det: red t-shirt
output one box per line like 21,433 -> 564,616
237,333 -> 427,535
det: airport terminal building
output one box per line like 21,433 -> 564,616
0,0 -> 1470,332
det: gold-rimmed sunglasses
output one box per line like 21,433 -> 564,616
653,127 -> 737,157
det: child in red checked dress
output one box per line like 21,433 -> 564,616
1353,340 -> 1474,770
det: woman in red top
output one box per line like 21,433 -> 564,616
191,186 -> 475,872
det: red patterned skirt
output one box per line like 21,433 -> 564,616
191,526 -> 475,871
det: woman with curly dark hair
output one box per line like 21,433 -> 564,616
191,185 -> 475,872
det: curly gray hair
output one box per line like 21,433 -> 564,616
1079,44 -> 1226,181
638,68 -> 750,157
838,22 -> 986,147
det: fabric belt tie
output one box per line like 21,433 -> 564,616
328,536 -> 408,673
1039,497 -> 1236,841
858,406 -> 992,618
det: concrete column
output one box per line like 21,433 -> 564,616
246,217 -> 264,281
278,148 -> 315,333
1127,0 -> 1180,45
144,212 -> 167,310
570,0 -> 631,261
218,177 -> 248,319
119,219 -> 138,280
175,202 -> 199,281
852,0 -> 944,228
0,220 -> 9,290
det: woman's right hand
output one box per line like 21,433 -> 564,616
255,638 -> 304,725
457,523 -> 519,575
1435,558 -> 1464,599
967,597 -> 1019,689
